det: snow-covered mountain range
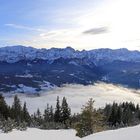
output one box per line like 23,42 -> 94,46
0,45 -> 140,63
0,45 -> 140,93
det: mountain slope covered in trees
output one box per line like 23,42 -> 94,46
0,46 -> 140,93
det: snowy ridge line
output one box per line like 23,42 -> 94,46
0,45 -> 140,63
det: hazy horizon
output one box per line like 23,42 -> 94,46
0,45 -> 139,52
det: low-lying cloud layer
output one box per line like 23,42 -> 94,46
5,83 -> 140,114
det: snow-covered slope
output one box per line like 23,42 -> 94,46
84,125 -> 140,140
0,129 -> 80,140
1,45 -> 140,63
0,125 -> 140,140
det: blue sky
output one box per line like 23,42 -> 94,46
1,0 -> 140,50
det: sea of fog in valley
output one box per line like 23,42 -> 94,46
5,83 -> 140,114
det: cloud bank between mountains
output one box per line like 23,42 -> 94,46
5,83 -> 140,114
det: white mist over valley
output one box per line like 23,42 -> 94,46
5,83 -> 140,114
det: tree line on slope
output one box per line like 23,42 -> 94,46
75,99 -> 140,137
0,95 -> 71,132
0,94 -> 140,138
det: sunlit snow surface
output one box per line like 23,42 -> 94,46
1,125 -> 140,140
5,83 -> 140,114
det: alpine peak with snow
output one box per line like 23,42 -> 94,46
0,45 -> 140,93
0,45 -> 140,63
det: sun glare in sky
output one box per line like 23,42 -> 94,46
0,0 -> 140,50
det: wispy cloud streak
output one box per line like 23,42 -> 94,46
5,24 -> 46,32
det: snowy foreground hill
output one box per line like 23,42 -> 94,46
0,125 -> 140,140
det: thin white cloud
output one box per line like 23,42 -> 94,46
5,24 -> 46,32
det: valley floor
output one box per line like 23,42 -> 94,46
0,125 -> 140,140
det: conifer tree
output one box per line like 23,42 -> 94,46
23,102 -> 31,125
122,106 -> 133,125
11,95 -> 23,124
61,97 -> 71,124
0,94 -> 9,119
37,108 -> 41,118
116,106 -> 122,124
54,96 -> 61,122
75,99 -> 94,137
75,98 -> 105,137
2,118 -> 15,133
108,103 -> 118,126
44,104 -> 50,122
49,105 -> 54,122
35,108 -> 42,127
